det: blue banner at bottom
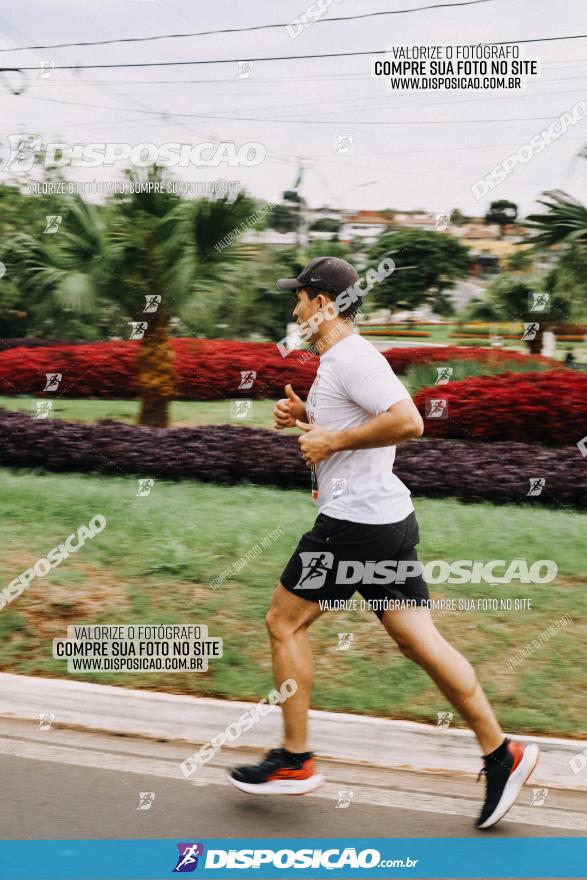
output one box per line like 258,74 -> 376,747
0,838 -> 585,879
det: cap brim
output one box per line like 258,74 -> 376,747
277,277 -> 304,291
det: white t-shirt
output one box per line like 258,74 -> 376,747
305,333 -> 414,525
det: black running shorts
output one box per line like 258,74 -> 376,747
280,511 -> 430,619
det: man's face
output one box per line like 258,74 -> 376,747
292,288 -> 328,344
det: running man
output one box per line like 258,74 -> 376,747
229,256 -> 539,829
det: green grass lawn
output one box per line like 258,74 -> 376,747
0,396 -> 279,429
0,469 -> 584,738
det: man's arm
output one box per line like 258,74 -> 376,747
296,398 -> 423,466
333,398 -> 423,450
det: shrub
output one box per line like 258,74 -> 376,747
0,410 -> 584,506
413,370 -> 587,445
0,339 -> 558,401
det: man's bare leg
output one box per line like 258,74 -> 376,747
380,606 -> 503,754
265,583 -> 324,753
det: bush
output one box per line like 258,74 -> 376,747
0,339 -> 558,401
383,345 -> 557,375
0,409 -> 584,506
413,370 -> 587,445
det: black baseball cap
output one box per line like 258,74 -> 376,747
277,256 -> 359,297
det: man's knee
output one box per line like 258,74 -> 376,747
265,607 -> 295,642
396,631 -> 442,665
265,592 -> 319,642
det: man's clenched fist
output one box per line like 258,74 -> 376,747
274,384 -> 306,429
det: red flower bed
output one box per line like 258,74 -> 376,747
0,339 -> 320,399
413,370 -> 587,445
382,345 -> 557,374
174,339 -> 317,400
0,338 -> 557,400
0,341 -> 141,397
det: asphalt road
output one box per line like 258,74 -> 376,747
1,718 -> 585,843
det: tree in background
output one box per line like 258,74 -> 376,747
8,168 -> 255,427
525,189 -> 587,247
309,217 -> 341,233
450,208 -> 468,226
524,188 -> 587,335
505,248 -> 533,272
466,272 -> 573,353
267,203 -> 297,232
367,229 -> 470,317
485,199 -> 518,237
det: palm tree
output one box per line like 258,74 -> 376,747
11,168 -> 255,427
525,190 -> 587,247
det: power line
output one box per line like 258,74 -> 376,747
0,1 -> 497,52
15,93 -> 577,126
8,34 -> 587,70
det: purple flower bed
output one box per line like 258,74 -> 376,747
0,409 -> 585,506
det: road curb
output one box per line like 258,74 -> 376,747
1,673 -> 585,791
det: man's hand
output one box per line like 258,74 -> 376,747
274,384 -> 306,430
296,420 -> 338,466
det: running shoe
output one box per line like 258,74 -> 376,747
476,738 -> 540,829
229,748 -> 324,795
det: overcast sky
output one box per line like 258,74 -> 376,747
0,0 -> 586,218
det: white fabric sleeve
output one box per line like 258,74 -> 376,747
340,354 -> 411,415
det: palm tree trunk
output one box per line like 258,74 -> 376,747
526,323 -> 545,355
136,305 -> 176,428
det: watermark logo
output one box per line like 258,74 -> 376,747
530,787 -> 548,807
529,292 -> 550,313
295,552 -> 335,589
315,558 -> 557,586
39,712 -> 54,730
330,476 -> 348,499
472,100 -> 586,199
173,843 -> 204,873
231,400 -> 252,420
130,321 -> 148,340
38,60 -> 55,79
236,61 -> 254,79
136,479 -> 155,497
569,747 -> 587,776
527,477 -> 545,497
336,632 -> 354,652
425,398 -> 448,419
137,791 -> 156,810
209,528 -> 285,590
0,261 -> 5,279
434,212 -> 451,231
334,135 -> 354,155
44,215 -> 62,234
214,200 -> 274,253
2,137 -> 266,172
43,373 -> 62,392
335,790 -> 354,808
180,680 -> 298,778
32,400 -> 53,419
506,613 -> 572,670
3,134 -> 42,172
435,366 -> 453,385
576,436 -> 587,458
436,711 -> 453,729
521,322 -> 539,342
286,0 -> 345,39
0,515 -> 106,613
144,295 -> 161,313
237,370 -> 256,391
